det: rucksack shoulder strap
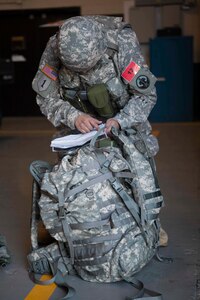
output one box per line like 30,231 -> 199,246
88,15 -> 131,55
29,160 -> 53,185
122,275 -> 163,300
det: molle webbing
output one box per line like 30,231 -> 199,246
63,172 -> 113,200
58,191 -> 74,264
144,190 -> 162,201
75,256 -> 107,267
94,151 -> 140,221
111,127 -> 164,220
73,233 -> 121,265
73,233 -> 122,246
74,242 -> 115,260
48,218 -> 111,235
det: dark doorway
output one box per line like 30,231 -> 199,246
0,7 -> 80,117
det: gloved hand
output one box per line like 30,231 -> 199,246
75,114 -> 102,133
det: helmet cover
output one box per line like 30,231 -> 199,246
58,16 -> 106,72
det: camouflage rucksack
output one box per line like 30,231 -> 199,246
28,127 -> 164,299
0,234 -> 11,267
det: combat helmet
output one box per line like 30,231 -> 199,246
58,16 -> 107,73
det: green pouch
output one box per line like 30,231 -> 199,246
87,84 -> 115,118
95,137 -> 117,148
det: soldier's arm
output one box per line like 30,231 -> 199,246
32,34 -> 82,129
113,27 -> 157,130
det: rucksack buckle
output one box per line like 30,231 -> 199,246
111,179 -> 123,193
32,258 -> 49,274
59,207 -> 66,219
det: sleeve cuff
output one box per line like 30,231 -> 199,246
66,109 -> 83,130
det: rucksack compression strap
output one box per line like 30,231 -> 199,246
123,276 -> 163,300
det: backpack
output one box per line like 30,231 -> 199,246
27,126 -> 164,299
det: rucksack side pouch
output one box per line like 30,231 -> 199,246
87,83 -> 115,118
27,242 -> 61,275
0,234 -> 11,267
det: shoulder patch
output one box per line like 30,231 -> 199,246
121,61 -> 140,82
37,73 -> 51,92
129,68 -> 157,95
32,69 -> 57,98
41,64 -> 58,81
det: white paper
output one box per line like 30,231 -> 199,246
51,124 -> 105,149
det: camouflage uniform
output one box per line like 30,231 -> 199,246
32,16 -> 159,156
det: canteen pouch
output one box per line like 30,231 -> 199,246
87,83 -> 115,118
27,241 -> 76,293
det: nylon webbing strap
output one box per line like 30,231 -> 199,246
29,271 -> 56,285
109,178 -> 140,216
107,41 -> 118,52
94,150 -> 149,245
73,233 -> 122,245
90,125 -> 106,148
65,172 -> 113,200
125,127 -> 161,194
123,276 -> 163,300
144,190 -> 162,200
108,129 -> 147,226
111,209 -> 136,227
101,157 -> 147,245
55,269 -> 75,300
30,180 -> 40,250
148,157 -> 160,190
152,220 -> 160,246
58,191 -> 74,265
109,177 -> 148,246
29,160 -> 52,186
58,243 -> 77,276
145,199 -> 163,210
29,251 -> 58,285
115,171 -> 135,179
146,212 -> 159,221
75,256 -> 107,266
140,141 -> 161,203
48,218 -> 110,236
74,242 -> 114,260
70,218 -> 110,230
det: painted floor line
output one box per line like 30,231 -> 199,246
24,275 -> 57,300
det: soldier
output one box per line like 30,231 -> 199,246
32,15 -> 168,246
33,16 -> 158,153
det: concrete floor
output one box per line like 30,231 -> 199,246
0,117 -> 199,300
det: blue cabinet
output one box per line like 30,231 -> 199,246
149,36 -> 193,122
